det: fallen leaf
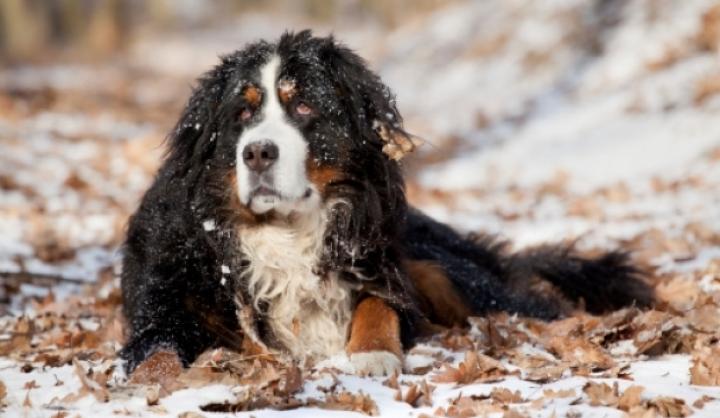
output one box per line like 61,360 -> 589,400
542,388 -> 576,399
72,358 -> 110,402
313,391 -> 379,416
490,387 -> 524,404
690,345 -> 720,386
23,380 -> 39,389
178,412 -> 205,418
432,351 -> 509,385
583,381 -> 618,407
618,385 -> 645,411
441,394 -> 505,417
547,337 -> 614,369
523,365 -> 567,383
400,380 -> 435,407
656,277 -> 702,312
647,396 -> 692,417
374,120 -> 423,161
692,395 -> 717,409
503,409 -> 529,418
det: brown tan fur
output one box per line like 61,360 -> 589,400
243,85 -> 262,108
405,260 -> 472,327
306,161 -> 343,196
345,297 -> 402,357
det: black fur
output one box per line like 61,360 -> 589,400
120,31 -> 653,373
405,210 -> 653,320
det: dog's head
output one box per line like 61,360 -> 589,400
167,30 -> 412,227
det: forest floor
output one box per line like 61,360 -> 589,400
2,1 -> 720,417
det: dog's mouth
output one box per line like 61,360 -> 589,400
247,185 -> 314,214
250,186 -> 281,199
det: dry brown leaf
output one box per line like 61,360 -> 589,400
597,182 -> 631,203
542,388 -> 576,399
503,409 -> 529,418
441,394 -> 505,418
382,371 -> 399,390
623,229 -> 695,266
627,406 -> 659,418
0,316 -> 33,356
400,380 -> 435,408
647,396 -> 692,417
490,387 -> 524,404
583,381 -> 618,407
699,4 -> 720,51
374,121 -> 423,161
618,385 -> 645,411
632,310 -> 690,356
0,380 -> 6,405
315,391 -> 379,416
23,380 -> 39,389
432,351 -> 509,385
656,277 -> 703,312
566,196 -> 603,219
690,345 -> 720,386
523,365 -> 567,383
537,170 -> 570,197
686,305 -> 720,332
694,74 -> 720,105
692,395 -> 717,409
541,316 -> 594,340
178,412 -> 206,418
547,336 -> 614,369
72,358 -> 110,402
183,349 -> 282,391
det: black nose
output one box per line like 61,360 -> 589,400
242,142 -> 278,173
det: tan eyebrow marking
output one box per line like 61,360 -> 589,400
278,78 -> 297,104
243,85 -> 262,107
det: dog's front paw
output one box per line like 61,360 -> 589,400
350,351 -> 402,377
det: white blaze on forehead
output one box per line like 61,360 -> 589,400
236,55 -> 313,215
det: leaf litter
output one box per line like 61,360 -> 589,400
3,1 -> 720,417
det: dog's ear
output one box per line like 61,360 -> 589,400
165,65 -> 228,176
320,39 -> 421,160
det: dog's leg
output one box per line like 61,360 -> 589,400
346,296 -> 403,376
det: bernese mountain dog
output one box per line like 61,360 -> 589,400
120,30 -> 653,376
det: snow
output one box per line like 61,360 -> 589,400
2,1 -> 720,417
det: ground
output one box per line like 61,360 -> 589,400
2,1 -> 720,417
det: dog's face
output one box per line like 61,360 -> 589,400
166,31 -> 409,268
234,52 -> 348,215
170,31 -> 406,219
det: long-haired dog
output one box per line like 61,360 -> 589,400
120,31 -> 653,376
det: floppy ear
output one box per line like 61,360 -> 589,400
316,38 -> 412,276
164,64 -> 228,177
320,40 -> 421,161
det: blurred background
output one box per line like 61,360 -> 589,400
1,0 -> 720,313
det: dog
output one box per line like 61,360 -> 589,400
120,30 -> 653,376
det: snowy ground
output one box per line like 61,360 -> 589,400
2,1 -> 720,417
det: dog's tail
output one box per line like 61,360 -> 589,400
404,210 -> 654,322
502,246 -> 654,315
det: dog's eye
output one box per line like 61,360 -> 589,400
239,107 -> 253,122
295,101 -> 313,116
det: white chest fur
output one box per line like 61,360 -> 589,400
237,210 -> 353,361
